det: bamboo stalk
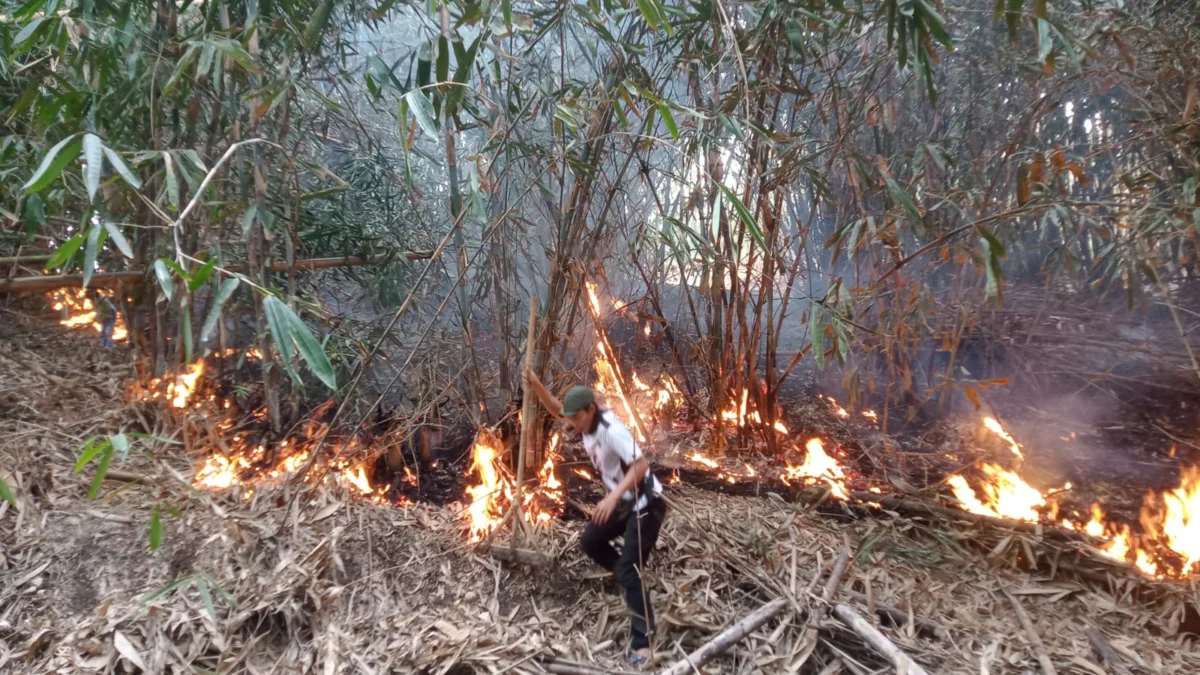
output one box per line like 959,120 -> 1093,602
831,603 -> 932,675
1006,591 -> 1058,675
0,253 -> 432,294
513,297 -> 538,542
657,597 -> 789,675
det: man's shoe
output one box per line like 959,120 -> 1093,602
627,649 -> 650,670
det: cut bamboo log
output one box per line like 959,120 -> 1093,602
657,597 -> 789,675
1006,591 -> 1058,675
831,603 -> 931,675
822,547 -> 852,602
487,547 -> 551,567
0,253 -> 433,293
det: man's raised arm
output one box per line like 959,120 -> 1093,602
523,364 -> 564,419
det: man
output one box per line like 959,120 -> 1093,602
524,365 -> 667,669
93,291 -> 117,348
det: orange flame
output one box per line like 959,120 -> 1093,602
465,431 -> 508,541
781,439 -> 849,499
586,282 -> 648,441
982,417 -> 1023,459
169,360 -> 206,409
948,463 -> 1045,522
1140,465 -> 1200,575
49,288 -> 128,342
821,395 -> 850,419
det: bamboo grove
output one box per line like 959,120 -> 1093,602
1,0 -> 1197,454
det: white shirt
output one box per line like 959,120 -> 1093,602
582,410 -> 662,510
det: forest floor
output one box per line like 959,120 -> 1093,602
2,299 -> 1199,675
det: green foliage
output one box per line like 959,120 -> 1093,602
263,295 -> 338,391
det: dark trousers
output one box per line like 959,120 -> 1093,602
580,496 -> 667,650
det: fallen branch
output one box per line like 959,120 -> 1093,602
831,603 -> 931,675
657,597 -> 789,675
1006,591 -> 1058,675
542,657 -> 623,675
852,491 -> 1089,543
1084,625 -> 1123,670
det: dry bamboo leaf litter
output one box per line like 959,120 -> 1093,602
2,301 -> 1199,674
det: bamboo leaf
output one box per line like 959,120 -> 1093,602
446,33 -> 484,118
24,135 -> 81,193
0,476 -> 12,504
79,136 -> 104,200
212,40 -> 261,74
303,0 -> 335,51
915,0 -> 953,50
264,295 -> 337,390
263,295 -> 298,380
659,102 -> 679,140
88,445 -> 115,500
104,222 -> 135,259
14,16 -> 43,45
979,232 -> 1006,301
404,90 -> 439,138
154,259 -> 175,302
372,0 -> 401,20
75,436 -> 112,472
436,36 -> 449,85
83,222 -> 105,288
45,232 -> 85,270
196,578 -> 217,620
882,173 -> 924,232
1050,21 -> 1080,72
101,145 -> 143,189
1036,17 -> 1053,64
164,44 -> 199,93
188,259 -> 215,292
149,506 -> 163,550
201,278 -> 240,343
718,185 -> 767,251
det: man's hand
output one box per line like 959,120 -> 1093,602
592,491 -> 621,525
523,363 -> 536,390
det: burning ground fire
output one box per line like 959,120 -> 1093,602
47,290 -> 1200,579
946,416 -> 1200,578
50,288 -> 128,342
464,430 -> 564,541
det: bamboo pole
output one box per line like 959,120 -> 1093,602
0,253 -> 433,294
831,603 -> 932,675
657,598 -> 789,675
514,297 -> 538,542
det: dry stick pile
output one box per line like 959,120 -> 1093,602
2,302 -> 1199,674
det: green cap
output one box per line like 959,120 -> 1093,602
562,386 -> 596,417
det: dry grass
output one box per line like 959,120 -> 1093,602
2,300 -> 1199,674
